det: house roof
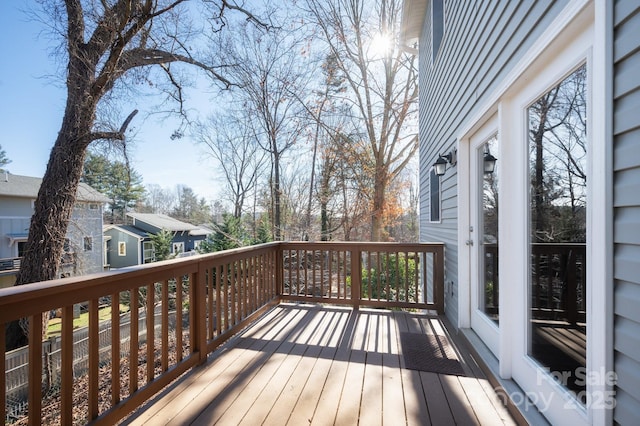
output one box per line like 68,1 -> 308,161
190,226 -> 212,236
103,224 -> 149,239
0,172 -> 109,203
127,213 -> 199,232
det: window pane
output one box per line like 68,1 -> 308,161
528,64 -> 587,400
480,136 -> 499,322
430,169 -> 440,222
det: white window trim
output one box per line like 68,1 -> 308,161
118,241 -> 126,257
172,242 -> 184,254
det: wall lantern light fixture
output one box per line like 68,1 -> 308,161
483,147 -> 497,174
433,151 -> 457,177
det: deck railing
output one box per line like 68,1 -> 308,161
531,243 -> 586,324
0,241 -> 444,425
0,258 -> 21,273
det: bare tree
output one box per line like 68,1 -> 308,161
141,183 -> 177,214
9,0 -> 264,350
193,112 -> 266,219
221,18 -> 310,240
304,0 -> 418,241
529,64 -> 587,243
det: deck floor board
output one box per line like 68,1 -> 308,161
123,304 -> 516,426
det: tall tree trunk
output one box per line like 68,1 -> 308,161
7,92 -> 95,350
532,104 -> 548,243
273,149 -> 282,241
371,167 -> 388,241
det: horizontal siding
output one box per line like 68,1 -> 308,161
614,206 -> 640,245
614,167 -> 640,207
614,128 -> 640,170
613,87 -> 640,135
613,0 -> 640,423
418,1 -> 566,328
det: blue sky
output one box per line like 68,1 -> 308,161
0,1 -> 222,203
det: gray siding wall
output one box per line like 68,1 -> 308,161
0,217 -> 30,258
613,1 -> 640,423
105,230 -> 140,269
418,1 -> 567,326
0,196 -> 33,217
67,204 -> 105,275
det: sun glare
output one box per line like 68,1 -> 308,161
369,32 -> 393,58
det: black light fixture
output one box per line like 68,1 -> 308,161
433,151 -> 456,177
483,147 -> 497,174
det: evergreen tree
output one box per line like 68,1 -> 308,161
82,153 -> 145,223
198,214 -> 246,253
0,144 -> 11,171
149,229 -> 175,262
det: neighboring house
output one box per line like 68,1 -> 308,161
0,172 -> 109,288
402,0 -> 638,424
103,213 -> 210,269
103,224 -> 152,268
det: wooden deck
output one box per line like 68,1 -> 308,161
122,303 -> 516,426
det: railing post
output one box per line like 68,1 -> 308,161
28,315 -> 42,425
275,244 -> 283,300
61,306 -> 73,424
566,250 -> 577,325
0,321 -> 5,424
350,248 -> 361,310
194,262 -> 208,363
433,245 -> 445,314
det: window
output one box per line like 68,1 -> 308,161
89,203 -> 99,210
118,241 -> 126,256
172,242 -> 184,254
83,237 -> 93,252
527,63 -> 587,397
63,238 -> 72,253
431,0 -> 444,62
429,169 -> 441,222
17,241 -> 27,257
143,241 -> 155,263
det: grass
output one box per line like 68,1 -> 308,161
46,304 -> 129,339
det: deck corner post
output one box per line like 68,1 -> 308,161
434,245 -> 445,314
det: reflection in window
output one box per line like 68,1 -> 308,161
481,136 -> 499,322
528,64 -> 587,400
429,169 -> 441,222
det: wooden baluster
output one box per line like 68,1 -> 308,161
88,299 -> 99,420
111,293 -> 121,406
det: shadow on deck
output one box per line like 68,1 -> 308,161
122,303 -> 516,425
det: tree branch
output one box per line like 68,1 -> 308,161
89,109 -> 138,142
117,48 -> 234,88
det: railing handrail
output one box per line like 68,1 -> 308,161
0,242 -> 281,323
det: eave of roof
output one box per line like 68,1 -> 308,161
400,0 -> 427,53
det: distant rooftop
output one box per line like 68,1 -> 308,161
0,172 -> 109,203
127,213 -> 199,232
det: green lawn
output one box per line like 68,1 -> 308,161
46,305 -> 129,338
